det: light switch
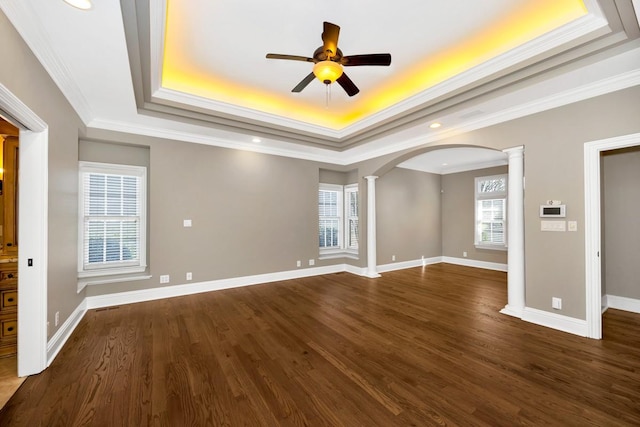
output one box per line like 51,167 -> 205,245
541,220 -> 566,232
183,219 -> 192,227
568,221 -> 577,232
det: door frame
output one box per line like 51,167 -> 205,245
584,132 -> 640,339
0,83 -> 48,376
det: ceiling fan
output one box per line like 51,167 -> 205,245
266,22 -> 391,97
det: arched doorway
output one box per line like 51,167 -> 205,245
365,144 -> 525,317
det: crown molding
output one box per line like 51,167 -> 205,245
0,83 -> 47,131
0,0 -> 94,124
153,87 -> 344,139
89,57 -> 640,168
340,8 -> 611,137
457,68 -> 640,137
146,2 -> 611,142
87,117 -> 345,164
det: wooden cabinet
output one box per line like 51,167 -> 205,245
2,137 -> 18,254
0,261 -> 17,357
0,122 -> 19,359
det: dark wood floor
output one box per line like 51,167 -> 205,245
1,263 -> 639,426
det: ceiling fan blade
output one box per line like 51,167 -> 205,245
321,22 -> 340,59
336,73 -> 359,97
266,54 -> 315,63
292,72 -> 316,93
341,53 -> 392,67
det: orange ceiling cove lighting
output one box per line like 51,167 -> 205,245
161,0 -> 587,131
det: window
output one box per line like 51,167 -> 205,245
319,183 -> 358,256
78,162 -> 147,277
344,185 -> 359,251
475,174 -> 507,249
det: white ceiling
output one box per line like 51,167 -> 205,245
1,0 -> 640,170
398,147 -> 507,175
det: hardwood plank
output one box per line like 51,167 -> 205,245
1,264 -> 640,426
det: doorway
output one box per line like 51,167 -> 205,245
600,146 -> 640,326
0,117 -> 23,407
0,82 -> 49,378
584,132 -> 640,339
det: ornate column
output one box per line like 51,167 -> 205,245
365,176 -> 381,278
501,146 -> 525,317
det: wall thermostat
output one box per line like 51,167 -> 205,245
540,204 -> 566,217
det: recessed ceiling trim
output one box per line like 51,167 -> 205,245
149,0 -> 166,95
87,52 -> 640,169
153,87 -> 345,138
331,7 -> 611,137
340,54 -> 640,165
149,1 -> 609,143
140,98 -> 346,150
87,117 -> 346,164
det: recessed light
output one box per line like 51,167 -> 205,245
442,163 -> 448,166
251,137 -> 262,143
63,0 -> 92,10
430,122 -> 442,129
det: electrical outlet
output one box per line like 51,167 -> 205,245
308,259 -> 315,266
552,297 -> 562,310
183,219 -> 192,227
296,260 -> 301,267
55,311 -> 59,327
463,251 -> 468,258
392,255 -> 396,261
186,272 -> 192,281
160,275 -> 170,284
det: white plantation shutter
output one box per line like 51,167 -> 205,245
319,186 -> 342,249
475,175 -> 507,247
78,162 -> 147,276
478,199 -> 505,244
345,185 -> 359,250
319,183 -> 358,253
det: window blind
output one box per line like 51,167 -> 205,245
78,161 -> 146,275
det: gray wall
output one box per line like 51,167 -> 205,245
82,131 -> 340,296
602,147 -> 640,300
79,140 -> 151,276
376,168 -> 441,264
442,166 -> 509,264
0,11 -> 85,339
4,6 -> 640,334
364,86 -> 640,319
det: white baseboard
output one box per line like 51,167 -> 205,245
377,256 -> 442,273
441,256 -> 507,272
47,299 -> 87,367
51,257 -> 503,367
604,294 -> 640,314
344,264 -> 368,276
86,264 -> 361,310
49,264 -> 367,367
521,307 -> 588,337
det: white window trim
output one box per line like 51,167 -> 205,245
475,174 -> 507,251
344,183 -> 359,252
319,183 -> 359,258
77,161 -> 148,279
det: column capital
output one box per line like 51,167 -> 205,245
364,175 -> 379,181
502,146 -> 524,157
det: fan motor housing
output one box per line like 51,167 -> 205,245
313,46 -> 343,62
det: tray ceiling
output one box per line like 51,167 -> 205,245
1,0 -> 639,163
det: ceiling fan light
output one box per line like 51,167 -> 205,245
313,61 -> 343,84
